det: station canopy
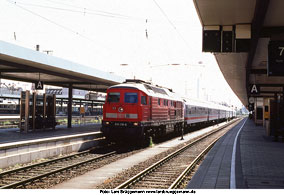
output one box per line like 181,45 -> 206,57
0,40 -> 124,92
194,0 -> 284,106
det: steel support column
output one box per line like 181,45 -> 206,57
68,84 -> 73,128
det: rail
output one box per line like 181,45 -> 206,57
0,147 -> 116,189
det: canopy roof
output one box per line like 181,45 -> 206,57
0,41 -> 124,92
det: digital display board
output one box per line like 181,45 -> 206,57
202,30 -> 221,52
268,40 -> 284,76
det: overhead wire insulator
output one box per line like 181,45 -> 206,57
145,19 -> 148,39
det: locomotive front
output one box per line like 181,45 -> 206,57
101,84 -> 149,142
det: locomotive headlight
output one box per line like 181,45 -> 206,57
105,121 -> 110,125
133,122 -> 138,126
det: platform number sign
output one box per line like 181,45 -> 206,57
268,40 -> 284,76
35,81 -> 44,90
250,84 -> 259,94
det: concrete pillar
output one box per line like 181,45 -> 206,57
91,101 -> 94,115
263,98 -> 269,127
60,98 -> 63,113
255,97 -> 264,125
68,84 -> 73,128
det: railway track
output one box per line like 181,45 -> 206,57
115,118 -> 241,189
0,145 -> 139,189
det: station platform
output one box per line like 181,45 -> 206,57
0,124 -> 101,145
187,117 -> 284,189
0,124 -> 103,169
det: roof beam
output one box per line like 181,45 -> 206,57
250,69 -> 267,74
70,86 -> 107,92
0,74 -> 107,91
0,74 -> 34,83
44,82 -> 100,85
0,69 -> 36,73
249,95 -> 274,97
260,26 -> 284,37
253,83 -> 284,87
246,0 -> 270,102
259,91 -> 283,93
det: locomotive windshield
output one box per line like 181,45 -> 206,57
124,93 -> 138,103
107,92 -> 120,103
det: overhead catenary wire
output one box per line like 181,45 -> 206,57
44,0 -> 144,21
152,0 -> 193,52
7,0 -> 193,68
7,0 -> 98,43
18,2 -> 127,19
6,0 -> 117,60
15,0 -> 144,21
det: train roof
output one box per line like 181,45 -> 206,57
108,80 -> 234,112
183,97 -> 232,111
108,80 -> 183,101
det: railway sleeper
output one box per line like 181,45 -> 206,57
142,178 -> 172,182
148,172 -> 178,177
134,183 -> 170,189
142,177 -> 172,181
134,183 -> 168,187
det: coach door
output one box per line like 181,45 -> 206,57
149,96 -> 152,120
139,94 -> 149,121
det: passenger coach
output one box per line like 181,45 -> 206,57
183,98 -> 235,129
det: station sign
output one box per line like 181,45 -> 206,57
202,30 -> 221,52
249,84 -> 259,94
268,40 -> 284,76
222,31 -> 233,52
202,26 -> 221,52
35,81 -> 44,90
248,97 -> 255,104
80,107 -> 85,114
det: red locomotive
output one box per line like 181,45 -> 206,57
101,79 -> 184,142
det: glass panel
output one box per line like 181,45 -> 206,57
164,100 -> 167,106
107,92 -> 120,103
124,93 -> 138,103
141,96 -> 147,105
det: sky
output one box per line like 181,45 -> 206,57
0,0 -> 243,108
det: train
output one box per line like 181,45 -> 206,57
0,99 -> 20,114
101,79 -> 236,143
55,100 -> 103,116
0,98 -> 104,116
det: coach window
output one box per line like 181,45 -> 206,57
141,96 -> 147,105
124,93 -> 138,103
